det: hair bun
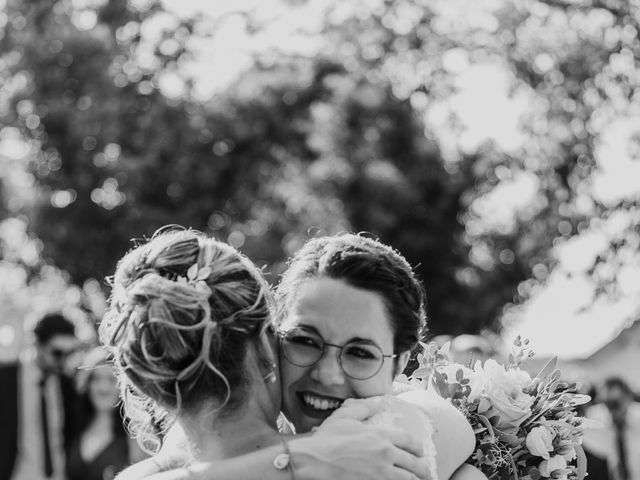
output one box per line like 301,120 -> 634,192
120,272 -> 216,380
100,228 -> 273,454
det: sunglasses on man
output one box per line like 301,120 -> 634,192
49,347 -> 78,360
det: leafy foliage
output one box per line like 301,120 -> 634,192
407,338 -> 589,480
1,0 -> 639,337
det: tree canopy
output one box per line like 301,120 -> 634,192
1,0 -> 638,338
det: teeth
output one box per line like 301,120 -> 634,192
303,394 -> 342,411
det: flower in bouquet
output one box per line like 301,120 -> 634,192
408,337 -> 590,480
525,426 -> 554,459
475,359 -> 534,431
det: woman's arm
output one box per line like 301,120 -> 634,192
116,412 -> 427,480
323,394 -> 484,480
117,429 -> 486,480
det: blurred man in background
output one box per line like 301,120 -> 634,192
0,313 -> 81,480
583,377 -> 640,480
449,334 -> 496,366
574,382 -> 611,480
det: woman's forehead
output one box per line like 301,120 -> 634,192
285,277 -> 393,345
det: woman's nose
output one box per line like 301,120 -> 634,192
309,348 -> 345,385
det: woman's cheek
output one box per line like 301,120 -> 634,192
352,368 -> 394,398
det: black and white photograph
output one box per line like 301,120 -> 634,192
1,1 -> 639,480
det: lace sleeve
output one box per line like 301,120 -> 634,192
364,395 -> 439,480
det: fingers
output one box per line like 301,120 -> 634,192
390,449 -> 429,480
379,427 -> 424,457
394,470 -> 422,480
391,469 -> 422,480
370,430 -> 428,479
377,464 -> 423,480
328,396 -> 385,422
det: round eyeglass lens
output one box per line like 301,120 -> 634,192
281,328 -> 324,367
281,327 -> 387,380
339,341 -> 385,379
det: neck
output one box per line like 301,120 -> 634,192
177,349 -> 282,462
179,398 -> 280,462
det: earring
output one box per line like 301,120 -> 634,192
264,370 -> 277,384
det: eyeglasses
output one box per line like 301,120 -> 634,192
279,327 -> 397,380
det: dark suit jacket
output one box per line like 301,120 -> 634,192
0,362 -> 81,480
58,374 -> 81,455
0,363 -> 19,480
584,448 -> 612,480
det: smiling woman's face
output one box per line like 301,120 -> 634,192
279,277 -> 405,433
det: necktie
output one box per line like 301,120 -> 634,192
39,378 -> 53,477
614,417 -> 629,480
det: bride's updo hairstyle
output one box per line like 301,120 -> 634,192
275,234 -> 427,355
99,227 -> 273,452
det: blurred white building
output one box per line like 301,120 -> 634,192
575,319 -> 640,392
518,319 -> 640,394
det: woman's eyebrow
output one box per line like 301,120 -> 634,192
294,323 -> 321,334
347,336 -> 378,345
292,326 -> 381,346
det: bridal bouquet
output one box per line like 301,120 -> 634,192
405,337 -> 589,480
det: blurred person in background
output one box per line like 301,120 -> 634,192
574,381 -> 611,480
66,347 -> 144,480
448,334 -> 495,367
0,361 -> 19,480
1,313 -> 82,480
427,334 -> 453,349
583,377 -> 640,480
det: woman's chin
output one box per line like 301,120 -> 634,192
283,390 -> 345,433
291,404 -> 331,433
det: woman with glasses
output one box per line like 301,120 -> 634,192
274,234 -> 479,480
101,228 -> 430,480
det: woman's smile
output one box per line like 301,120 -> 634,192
298,391 -> 344,415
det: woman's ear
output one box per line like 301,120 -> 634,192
393,350 -> 411,378
258,325 -> 278,369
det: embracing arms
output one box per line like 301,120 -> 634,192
116,392 -> 484,480
116,400 -> 428,480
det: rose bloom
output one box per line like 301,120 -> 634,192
476,359 -> 534,430
526,426 -> 555,459
555,437 -> 578,461
539,455 -> 568,479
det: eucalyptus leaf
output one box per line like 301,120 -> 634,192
534,357 -> 558,382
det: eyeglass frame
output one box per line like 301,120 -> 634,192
277,327 -> 398,380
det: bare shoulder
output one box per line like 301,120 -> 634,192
115,458 -> 163,480
396,388 -> 455,412
450,464 -> 488,480
396,388 -> 476,480
396,388 -> 473,439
